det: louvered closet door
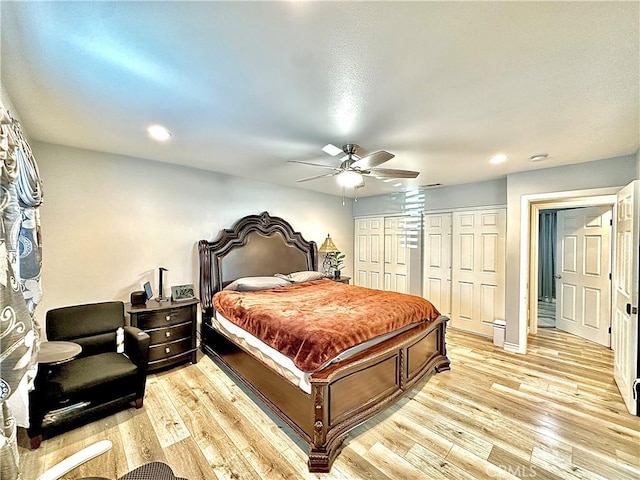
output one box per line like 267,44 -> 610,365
451,209 -> 506,336
354,217 -> 384,289
423,213 -> 452,317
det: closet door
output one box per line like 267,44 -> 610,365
384,217 -> 410,293
354,217 -> 384,288
423,213 -> 452,317
451,209 -> 506,336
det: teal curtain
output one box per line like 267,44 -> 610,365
538,211 -> 557,301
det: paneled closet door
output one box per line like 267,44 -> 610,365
451,209 -> 506,336
354,217 -> 384,289
384,217 -> 410,293
423,213 -> 452,317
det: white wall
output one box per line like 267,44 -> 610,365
353,178 -> 507,216
504,155 -> 637,346
33,142 -> 354,330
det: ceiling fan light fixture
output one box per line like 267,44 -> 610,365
337,170 -> 363,188
322,144 -> 343,156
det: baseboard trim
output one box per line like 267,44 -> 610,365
504,342 -> 526,354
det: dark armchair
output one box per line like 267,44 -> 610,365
29,301 -> 150,449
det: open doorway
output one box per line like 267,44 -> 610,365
537,209 -> 557,328
528,194 -> 616,339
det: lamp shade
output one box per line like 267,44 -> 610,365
318,234 -> 339,253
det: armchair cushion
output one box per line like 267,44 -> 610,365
46,301 -> 126,357
44,353 -> 138,399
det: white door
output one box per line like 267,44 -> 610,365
555,206 -> 612,347
613,181 -> 639,415
354,217 -> 384,289
451,209 -> 506,337
423,213 -> 452,317
384,217 -> 410,293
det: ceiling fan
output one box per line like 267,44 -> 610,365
289,144 -> 419,188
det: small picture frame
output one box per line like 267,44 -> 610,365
171,284 -> 195,302
143,281 -> 153,301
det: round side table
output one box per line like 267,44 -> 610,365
38,341 -> 82,365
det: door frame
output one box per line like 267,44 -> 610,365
522,188 -> 618,346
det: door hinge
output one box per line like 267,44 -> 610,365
609,273 -> 612,280
608,326 -> 612,334
610,218 -> 613,226
633,379 -> 640,401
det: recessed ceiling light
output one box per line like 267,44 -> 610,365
392,182 -> 403,187
530,153 -> 549,162
147,124 -> 172,142
322,144 -> 343,156
489,154 -> 507,164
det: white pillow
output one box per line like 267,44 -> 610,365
281,271 -> 326,283
223,276 -> 291,292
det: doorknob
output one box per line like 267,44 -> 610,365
627,303 -> 638,315
554,274 -> 562,279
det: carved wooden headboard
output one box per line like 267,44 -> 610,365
198,211 -> 318,321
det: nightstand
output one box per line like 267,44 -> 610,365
126,298 -> 198,372
332,276 -> 351,284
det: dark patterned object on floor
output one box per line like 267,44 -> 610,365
119,462 -> 187,480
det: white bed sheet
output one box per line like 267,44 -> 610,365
213,310 -> 418,394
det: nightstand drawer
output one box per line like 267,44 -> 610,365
146,321 -> 192,345
148,337 -> 193,363
135,307 -> 192,329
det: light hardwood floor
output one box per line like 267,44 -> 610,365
18,328 -> 640,479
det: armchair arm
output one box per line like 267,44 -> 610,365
123,326 -> 150,369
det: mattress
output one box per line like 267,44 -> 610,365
213,310 -> 418,394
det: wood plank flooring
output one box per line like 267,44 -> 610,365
17,328 -> 640,479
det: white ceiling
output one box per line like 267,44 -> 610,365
1,1 -> 638,197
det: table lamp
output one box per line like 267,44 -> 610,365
318,234 -> 339,276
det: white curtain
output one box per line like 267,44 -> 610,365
0,106 -> 43,480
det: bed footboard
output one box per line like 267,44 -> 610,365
201,315 -> 449,472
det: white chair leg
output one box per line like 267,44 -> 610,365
37,440 -> 112,480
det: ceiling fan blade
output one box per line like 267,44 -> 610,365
287,160 -> 341,171
366,168 -> 420,179
321,143 -> 344,156
351,150 -> 394,170
296,172 -> 339,183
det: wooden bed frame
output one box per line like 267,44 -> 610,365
198,211 -> 450,472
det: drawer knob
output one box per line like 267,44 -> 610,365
165,331 -> 171,338
165,315 -> 171,321
165,347 -> 171,354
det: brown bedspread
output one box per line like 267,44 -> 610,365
213,278 -> 440,372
